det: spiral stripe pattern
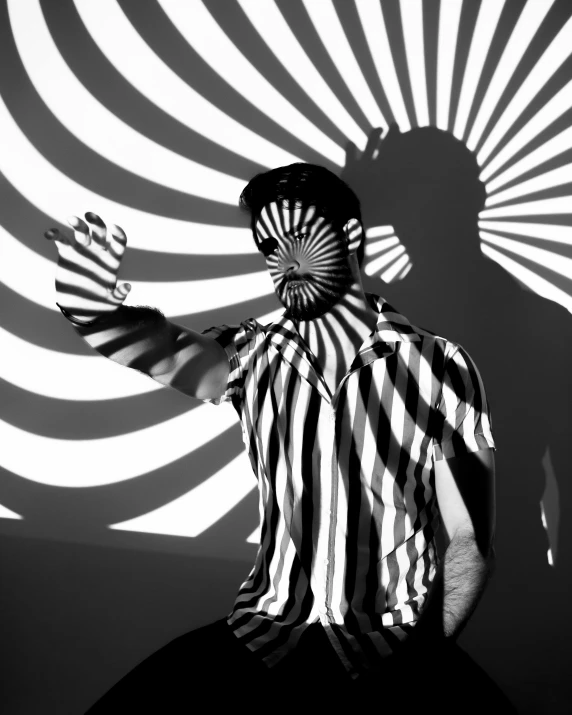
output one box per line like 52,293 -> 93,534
1,0 -> 571,560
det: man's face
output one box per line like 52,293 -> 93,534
254,201 -> 354,321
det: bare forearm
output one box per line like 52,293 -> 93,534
68,305 -> 183,377
413,532 -> 494,644
65,304 -> 228,398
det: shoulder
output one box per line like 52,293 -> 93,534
201,318 -> 264,341
377,296 -> 457,354
404,318 -> 461,361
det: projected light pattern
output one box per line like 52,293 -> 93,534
1,0 -> 571,559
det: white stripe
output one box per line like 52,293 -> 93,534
467,0 -> 555,150
0,95 -> 255,255
379,463 -> 396,560
380,252 -> 409,283
453,0 -> 505,140
365,225 -> 396,240
107,271 -> 274,317
73,0 -> 299,170
480,197 -> 572,218
355,0 -> 411,131
478,15 -> 572,166
393,350 -> 419,622
9,0 -> 244,204
0,403 -> 239,487
365,235 -> 400,259
111,452 -> 256,537
246,525 -> 261,544
302,0 -> 387,130
1,221 -> 274,314
485,126 -> 572,193
259,409 -> 293,615
238,0 -> 367,149
252,307 -> 284,326
0,504 -> 23,520
0,325 -> 159,401
261,540 -> 295,618
399,263 -> 413,280
480,230 -> 572,280
364,244 -> 406,277
478,220 -> 572,246
486,164 -> 572,207
436,0 -> 463,131
158,0 -> 344,165
400,0 -> 430,127
479,80 -> 572,183
481,242 -> 572,313
330,376 -> 360,622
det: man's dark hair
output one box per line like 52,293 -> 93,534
239,163 -> 365,266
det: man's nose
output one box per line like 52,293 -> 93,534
283,257 -> 301,274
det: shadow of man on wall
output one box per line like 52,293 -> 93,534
342,125 -> 572,712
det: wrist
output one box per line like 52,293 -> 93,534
57,304 -> 112,327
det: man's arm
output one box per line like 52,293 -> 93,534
411,448 -> 496,644
71,307 -> 229,400
47,212 -> 229,401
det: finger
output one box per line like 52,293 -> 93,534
363,127 -> 383,160
107,223 -> 128,259
44,228 -> 71,247
85,212 -> 107,249
378,123 -> 402,150
110,282 -> 131,303
344,140 -> 359,167
66,215 -> 90,246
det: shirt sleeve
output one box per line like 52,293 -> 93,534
432,342 -> 496,462
199,320 -> 260,408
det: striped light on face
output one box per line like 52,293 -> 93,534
256,203 -> 354,320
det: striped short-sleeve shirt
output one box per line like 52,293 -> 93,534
202,293 -> 495,677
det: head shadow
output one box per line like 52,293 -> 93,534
343,125 -> 487,276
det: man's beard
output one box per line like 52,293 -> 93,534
277,262 -> 354,321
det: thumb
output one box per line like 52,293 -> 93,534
111,282 -> 131,304
344,140 -> 359,167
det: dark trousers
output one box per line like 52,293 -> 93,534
85,619 -> 517,713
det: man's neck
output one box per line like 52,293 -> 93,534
294,284 -> 379,392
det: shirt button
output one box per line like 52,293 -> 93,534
324,558 -> 330,565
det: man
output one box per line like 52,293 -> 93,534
47,162 -> 514,712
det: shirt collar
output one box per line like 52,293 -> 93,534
264,294 -> 422,400
367,293 -> 422,345
265,293 -> 421,369
266,293 -> 421,344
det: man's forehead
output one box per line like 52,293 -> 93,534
255,201 -> 319,236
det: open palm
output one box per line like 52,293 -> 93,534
46,211 -> 131,322
341,124 -> 403,230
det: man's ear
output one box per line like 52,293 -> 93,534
343,218 -> 364,255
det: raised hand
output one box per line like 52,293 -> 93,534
45,212 -> 132,322
340,124 -> 402,228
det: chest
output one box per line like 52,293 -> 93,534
247,348 -> 436,498
320,350 -> 355,395
297,327 -> 357,392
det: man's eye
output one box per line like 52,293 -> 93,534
294,232 -> 308,241
260,238 -> 278,256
